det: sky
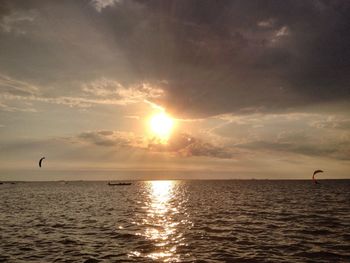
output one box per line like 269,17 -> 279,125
0,0 -> 349,180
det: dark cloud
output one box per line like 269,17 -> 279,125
148,133 -> 234,158
78,131 -> 132,147
76,127 -> 349,160
0,0 -> 349,118
76,130 -> 234,158
101,0 -> 350,117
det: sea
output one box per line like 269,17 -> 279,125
0,180 -> 349,262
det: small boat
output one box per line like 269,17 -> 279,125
108,182 -> 132,186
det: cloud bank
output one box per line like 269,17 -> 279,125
0,0 -> 349,118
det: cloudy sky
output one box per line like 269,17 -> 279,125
0,0 -> 349,180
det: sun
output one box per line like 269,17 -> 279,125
149,112 -> 174,142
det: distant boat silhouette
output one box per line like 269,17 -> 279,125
108,182 -> 132,186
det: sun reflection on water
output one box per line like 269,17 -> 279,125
150,180 -> 173,212
146,181 -> 179,261
129,180 -> 187,262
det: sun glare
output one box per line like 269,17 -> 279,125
149,112 -> 174,142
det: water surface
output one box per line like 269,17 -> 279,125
1,180 -> 349,262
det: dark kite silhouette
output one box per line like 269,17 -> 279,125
312,170 -> 323,184
39,157 -> 45,168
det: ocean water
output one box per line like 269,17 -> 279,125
0,180 -> 349,262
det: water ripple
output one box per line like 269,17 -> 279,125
1,180 -> 350,262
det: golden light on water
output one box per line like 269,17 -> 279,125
146,181 -> 178,262
149,180 -> 173,214
149,112 -> 175,143
129,180 -> 187,262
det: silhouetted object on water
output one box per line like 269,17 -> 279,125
108,182 -> 132,186
312,170 -> 323,184
39,157 -> 45,168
